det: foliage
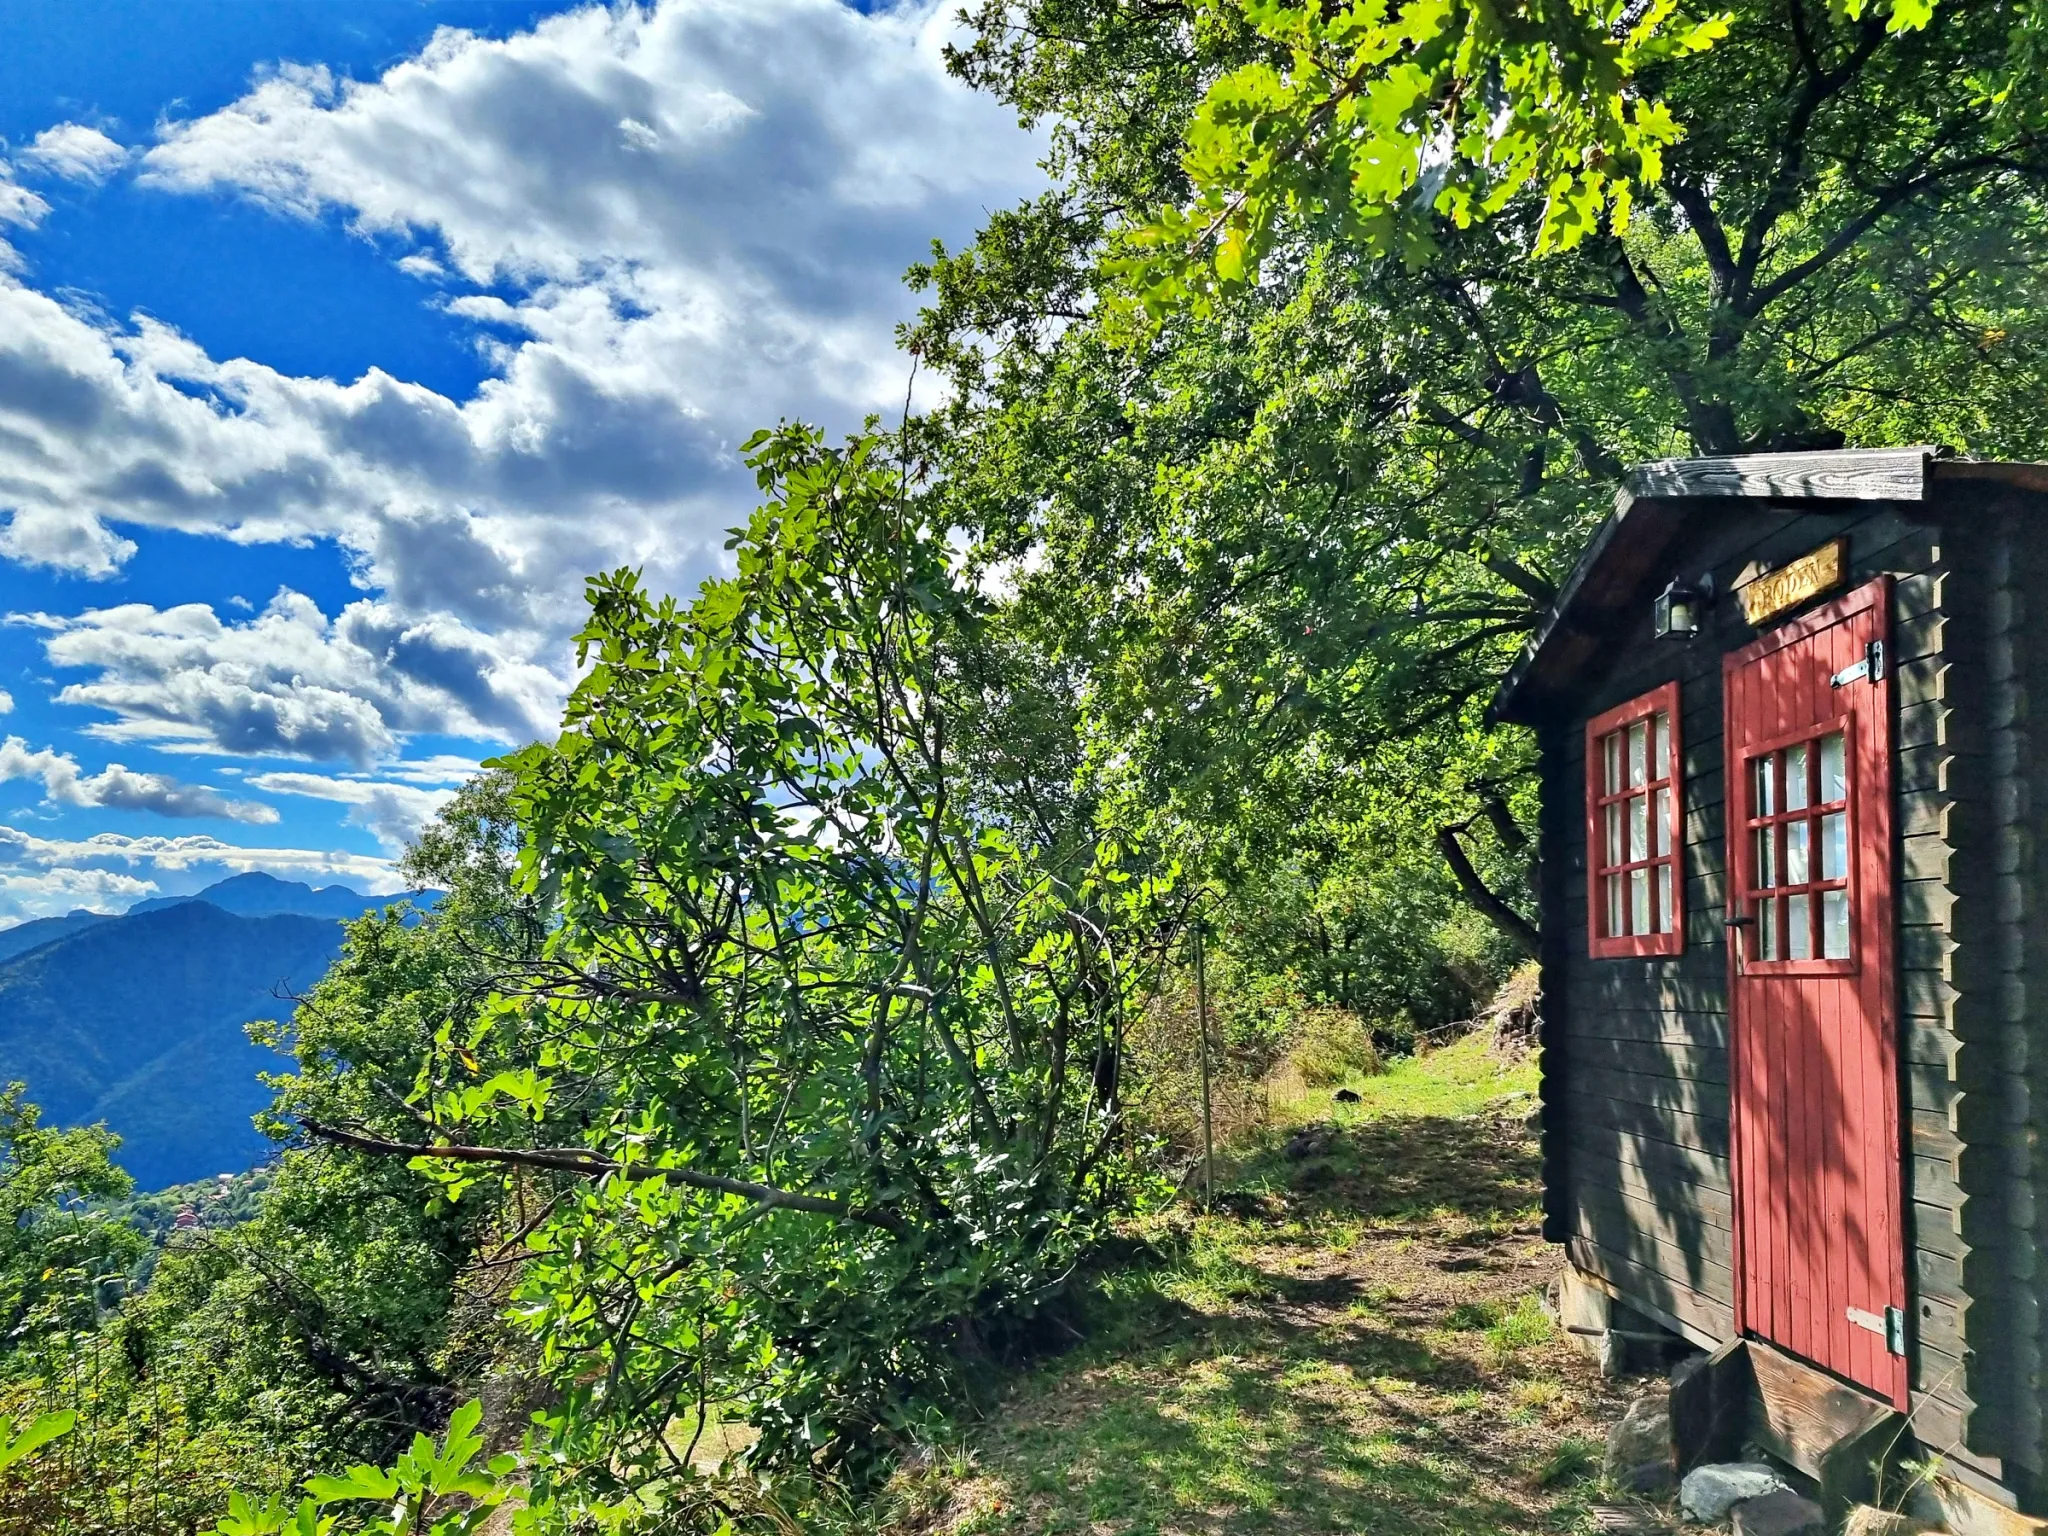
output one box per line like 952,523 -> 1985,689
874,1045 -> 1593,1535
0,779 -> 556,1534
918,0 -> 2048,1005
1283,1008 -> 1384,1087
0,1409 -> 73,1474
268,425 -> 1188,1515
123,774 -> 552,1470
208,1401 -> 525,1536
0,1086 -> 140,1342
1116,0 -> 1737,314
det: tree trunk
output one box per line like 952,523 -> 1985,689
1436,824 -> 1539,959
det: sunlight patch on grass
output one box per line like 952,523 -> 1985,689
1259,1026 -> 1538,1132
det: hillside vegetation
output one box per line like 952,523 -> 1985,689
0,0 -> 2034,1530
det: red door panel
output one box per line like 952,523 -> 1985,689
1724,577 -> 1906,1407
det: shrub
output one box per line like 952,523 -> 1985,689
1283,1008 -> 1382,1087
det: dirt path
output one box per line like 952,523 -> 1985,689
906,1105 -> 1633,1536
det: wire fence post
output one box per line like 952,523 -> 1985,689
1194,914 -> 1215,1211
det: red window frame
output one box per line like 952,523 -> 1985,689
1585,681 -> 1684,959
1734,716 -> 1858,975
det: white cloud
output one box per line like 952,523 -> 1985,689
21,124 -> 128,184
0,822 -> 398,922
247,770 -> 456,852
0,690 -> 13,714
0,0 -> 1045,930
0,735 -> 278,823
0,0 -> 1042,769
378,754 -> 484,784
0,162 -> 50,272
21,590 -> 562,765
0,865 -> 157,922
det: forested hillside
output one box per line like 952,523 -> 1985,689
0,876 -> 436,1187
0,1 -> 2037,1532
0,905 -> 340,1187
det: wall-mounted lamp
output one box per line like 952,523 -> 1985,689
1653,573 -> 1714,640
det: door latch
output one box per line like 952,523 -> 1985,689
1831,639 -> 1886,689
1847,1304 -> 1907,1356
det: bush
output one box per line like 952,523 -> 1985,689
1283,1008 -> 1382,1087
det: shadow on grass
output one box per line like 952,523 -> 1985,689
983,1346 -> 1550,1536
954,1112 -> 1586,1536
1230,1109 -> 1543,1223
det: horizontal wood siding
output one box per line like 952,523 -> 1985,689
1959,493 -> 2048,1500
1539,500 -> 1961,1424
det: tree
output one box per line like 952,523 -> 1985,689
917,0 -> 2048,953
294,426 -> 1181,1514
0,1087 -> 138,1344
116,774 -> 554,1499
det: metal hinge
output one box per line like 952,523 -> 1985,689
1847,1303 -> 1908,1356
1831,639 -> 1886,689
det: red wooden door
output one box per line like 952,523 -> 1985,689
1724,577 -> 1906,1406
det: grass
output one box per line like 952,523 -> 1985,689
1288,1027 -> 1540,1122
886,1029 -> 1622,1536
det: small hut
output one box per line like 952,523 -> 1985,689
1491,448 -> 2048,1528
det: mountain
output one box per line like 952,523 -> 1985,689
0,901 -> 349,1189
0,908 -> 113,964
127,871 -> 435,921
0,875 -> 445,1188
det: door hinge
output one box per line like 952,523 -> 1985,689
1847,1304 -> 1908,1356
1832,639 -> 1885,689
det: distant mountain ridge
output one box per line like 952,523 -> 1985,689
0,874 -> 440,1189
126,871 -> 437,920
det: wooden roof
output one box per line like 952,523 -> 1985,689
1489,448 -> 2048,725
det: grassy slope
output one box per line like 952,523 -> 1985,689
895,1033 -> 1624,1536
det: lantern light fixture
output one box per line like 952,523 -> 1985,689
1653,572 -> 1714,640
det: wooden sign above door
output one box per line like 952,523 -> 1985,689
1737,538 -> 1847,627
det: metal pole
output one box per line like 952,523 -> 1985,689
1194,915 -> 1215,1210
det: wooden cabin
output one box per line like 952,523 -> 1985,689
1491,448 -> 2048,1527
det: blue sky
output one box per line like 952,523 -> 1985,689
0,0 -> 1042,921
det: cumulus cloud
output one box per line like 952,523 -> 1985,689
0,0 -> 1046,925
0,822 -> 396,921
0,735 -> 279,822
19,590 -> 562,764
0,162 -> 50,271
21,124 -> 128,184
0,865 -> 157,922
248,771 -> 456,852
0,0 -> 1041,751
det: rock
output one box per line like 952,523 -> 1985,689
1602,1393 -> 1674,1491
1619,1458 -> 1676,1495
1680,1463 -> 1790,1522
1841,1507 -> 1941,1536
1732,1489 -> 1826,1536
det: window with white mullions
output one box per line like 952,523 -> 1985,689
1744,727 -> 1851,965
1585,681 -> 1683,959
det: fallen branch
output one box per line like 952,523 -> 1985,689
299,1118 -> 908,1236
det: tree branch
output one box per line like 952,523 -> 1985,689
299,1119 -> 908,1236
1435,824 -> 1538,958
